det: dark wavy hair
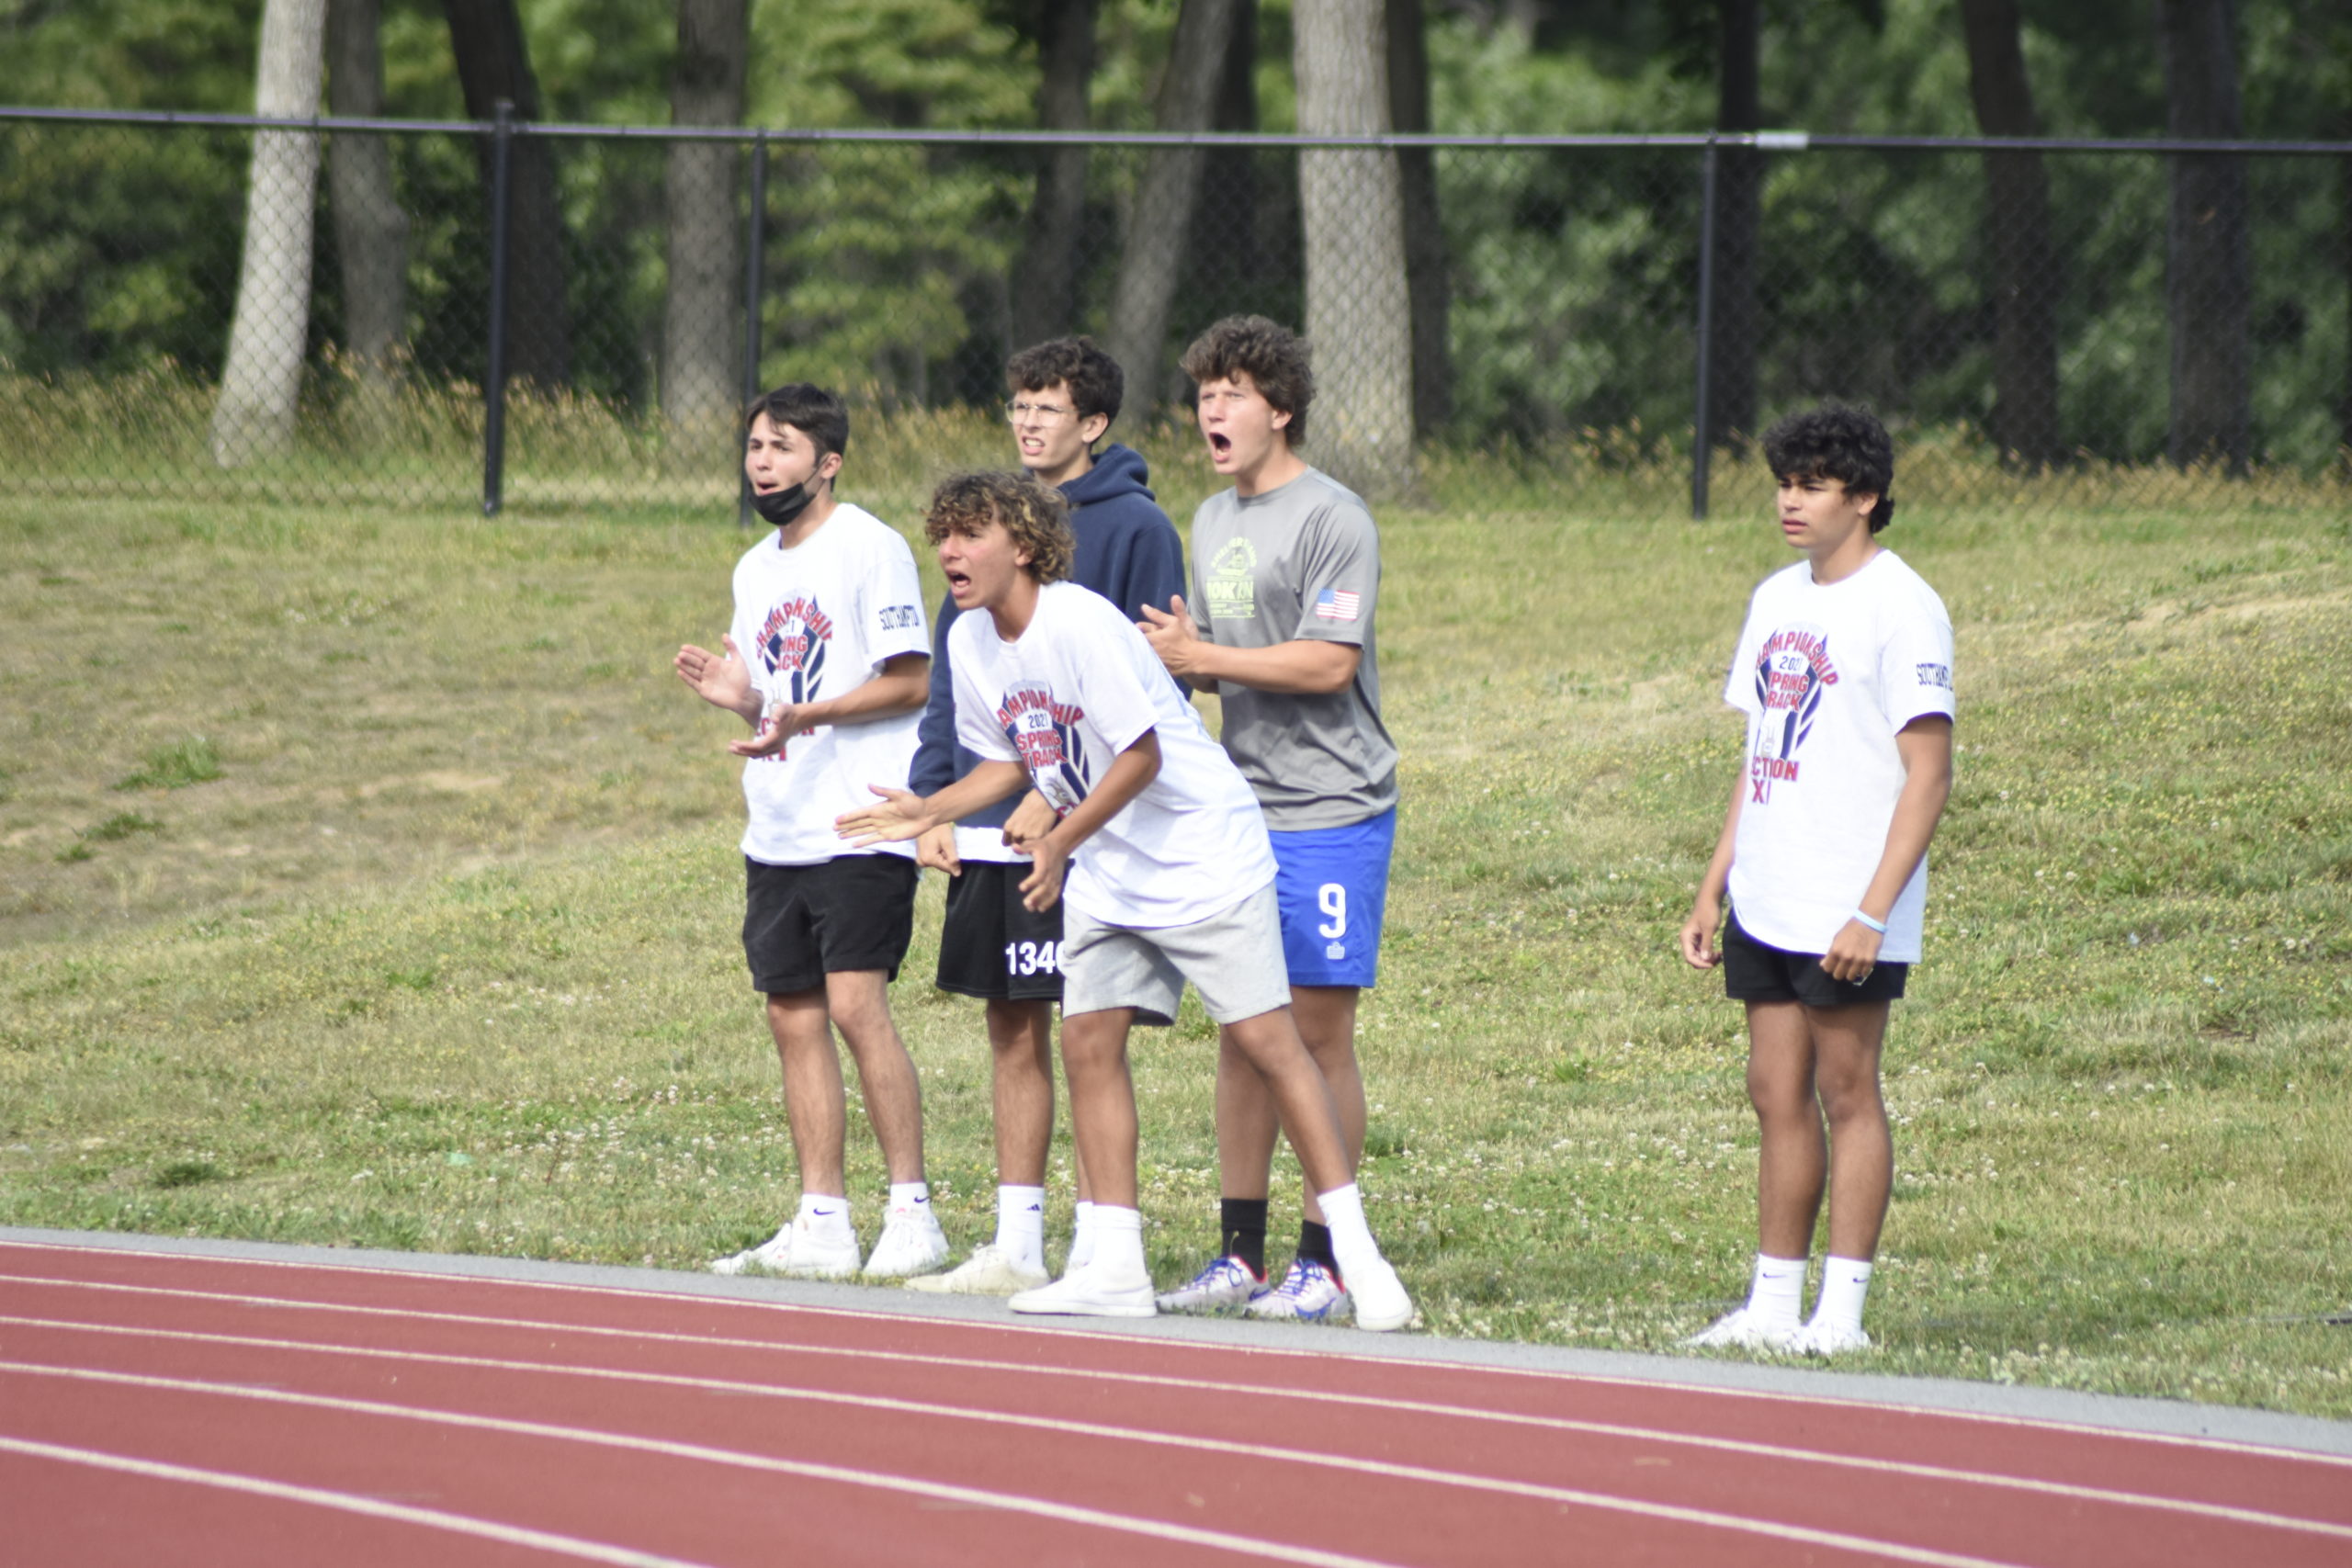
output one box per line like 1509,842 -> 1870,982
922,470 -> 1075,584
1762,402 -> 1896,532
1005,336 -> 1124,428
1179,314 -> 1315,446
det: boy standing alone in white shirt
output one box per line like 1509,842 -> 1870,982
676,383 -> 948,1282
1679,403 -> 1955,1356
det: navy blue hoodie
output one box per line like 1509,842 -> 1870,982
909,443 -> 1187,830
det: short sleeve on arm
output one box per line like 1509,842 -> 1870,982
1069,604 -> 1165,757
1722,590 -> 1769,715
952,643 -> 1019,763
864,534 -> 930,670
1288,505 -> 1378,645
1876,587 -> 1956,732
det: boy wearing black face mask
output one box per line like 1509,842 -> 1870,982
676,383 -> 946,1282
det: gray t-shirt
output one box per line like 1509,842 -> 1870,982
1189,467 -> 1398,830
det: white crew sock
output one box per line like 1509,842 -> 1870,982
1313,1183 -> 1381,1273
1809,1256 -> 1873,1333
994,1184 -> 1047,1272
797,1192 -> 854,1237
1747,1253 -> 1807,1329
887,1181 -> 931,1213
1067,1200 -> 1098,1273
1085,1205 -> 1148,1286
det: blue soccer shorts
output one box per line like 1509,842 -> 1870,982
1268,806 -> 1396,990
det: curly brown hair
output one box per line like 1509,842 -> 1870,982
1005,336 -> 1124,426
922,470 -> 1074,584
1179,314 -> 1314,446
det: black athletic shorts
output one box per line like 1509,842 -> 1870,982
742,854 -> 918,995
1722,908 -> 1908,1007
935,861 -> 1065,1002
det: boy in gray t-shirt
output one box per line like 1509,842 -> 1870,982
1140,315 -> 1402,1325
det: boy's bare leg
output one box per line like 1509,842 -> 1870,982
767,988 -> 849,1197
1059,1007 -> 1140,1209
1218,1008 -> 1351,1193
1213,985 -> 1365,1221
1293,986 -> 1364,1224
822,969 -> 925,1185
1806,1000 -> 1893,1260
1745,999 -> 1826,1258
985,997 -> 1055,1188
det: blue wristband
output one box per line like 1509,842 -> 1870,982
1851,909 -> 1888,934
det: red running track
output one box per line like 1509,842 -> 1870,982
3,1238 -> 2348,1567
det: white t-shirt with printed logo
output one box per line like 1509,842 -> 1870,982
729,503 -> 930,865
950,581 -> 1274,929
1723,549 -> 1955,963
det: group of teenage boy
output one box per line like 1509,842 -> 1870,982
675,314 -> 1953,1352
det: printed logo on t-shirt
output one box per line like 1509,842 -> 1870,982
1750,623 -> 1839,804
1313,587 -> 1360,622
1916,661 -> 1952,690
754,596 -> 833,762
877,604 -> 922,630
998,680 -> 1092,816
1204,537 -> 1259,621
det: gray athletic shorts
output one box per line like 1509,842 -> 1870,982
1060,881 -> 1292,1027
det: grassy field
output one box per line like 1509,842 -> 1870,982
4,440 -> 2349,1417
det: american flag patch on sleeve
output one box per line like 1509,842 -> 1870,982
1314,587 -> 1361,622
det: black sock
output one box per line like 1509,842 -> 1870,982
1297,1219 -> 1338,1273
1219,1198 -> 1269,1278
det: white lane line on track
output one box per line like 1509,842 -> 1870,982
4,1241 -> 2339,1470
0,1342 -> 2053,1567
0,1435 -> 715,1567
0,1364 -> 1400,1568
1,1290 -> 2345,1544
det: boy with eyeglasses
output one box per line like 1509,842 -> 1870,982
901,338 -> 1185,1293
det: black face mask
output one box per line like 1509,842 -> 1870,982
751,475 -> 820,527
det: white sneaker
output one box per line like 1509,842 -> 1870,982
1334,1250 -> 1413,1333
709,1215 -> 862,1279
1245,1258 -> 1351,1322
863,1200 -> 951,1279
708,1223 -> 795,1277
1009,1262 -> 1157,1318
1792,1319 -> 1872,1356
904,1244 -> 1049,1296
1154,1256 -> 1263,1314
1681,1307 -> 1800,1351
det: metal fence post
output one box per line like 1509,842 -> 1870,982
482,99 -> 515,517
1691,136 -> 1721,522
739,130 -> 768,527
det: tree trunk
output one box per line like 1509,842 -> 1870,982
1104,0 -> 1244,405
1012,0 -> 1098,350
1295,0 -> 1414,495
210,0 -> 329,468
326,0 -> 408,393
1386,0 -> 1448,434
1189,0 -> 1271,354
444,0 -> 570,389
662,0 -> 747,437
2160,0 -> 2251,472
1708,0 -> 1760,446
1958,0 -> 2061,468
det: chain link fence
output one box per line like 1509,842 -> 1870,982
4,107 -> 2346,516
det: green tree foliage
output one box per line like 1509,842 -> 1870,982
0,0 -> 2345,465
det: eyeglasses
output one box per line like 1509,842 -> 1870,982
1005,400 -> 1075,424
